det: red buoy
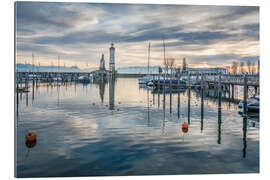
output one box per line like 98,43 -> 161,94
182,122 -> 188,133
182,122 -> 188,129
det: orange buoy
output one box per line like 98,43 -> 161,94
25,131 -> 37,142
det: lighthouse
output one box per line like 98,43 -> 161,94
109,43 -> 115,74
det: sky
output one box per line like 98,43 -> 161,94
15,2 -> 259,69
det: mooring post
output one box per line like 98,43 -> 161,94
228,83 -> 231,98
218,74 -> 222,107
201,73 -> 204,132
147,87 -> 150,126
16,76 -> 19,106
177,73 -> 180,119
188,73 -> 190,88
32,76 -> 35,103
243,75 -> 248,115
158,73 -> 160,108
200,73 -> 202,88
32,71 -> 35,85
169,74 -> 172,114
25,72 -> 28,89
218,101 -> 222,144
163,73 -> 166,110
26,89 -> 28,107
188,74 -> 191,124
153,85 -> 155,106
158,73 -> 160,89
231,84 -> 234,99
217,73 -> 222,144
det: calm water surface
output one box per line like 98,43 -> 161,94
16,78 -> 259,177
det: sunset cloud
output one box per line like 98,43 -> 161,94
15,2 -> 259,69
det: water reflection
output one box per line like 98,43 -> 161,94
109,76 -> 115,110
169,81 -> 172,114
99,80 -> 106,103
32,81 -> 35,104
218,89 -> 222,144
57,85 -> 60,106
26,91 -> 28,107
177,87 -> 180,119
147,88 -> 150,126
16,83 -> 19,118
243,117 -> 247,158
92,79 -> 107,104
187,87 -> 191,124
201,88 -> 204,133
16,78 -> 259,177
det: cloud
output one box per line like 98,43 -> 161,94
15,2 -> 259,68
16,2 -> 104,37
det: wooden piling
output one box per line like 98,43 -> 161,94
158,73 -> 160,108
147,88 -> 150,126
217,74 -> 222,144
188,88 -> 191,125
243,75 -> 248,115
201,74 -> 204,132
169,75 -> 172,114
177,73 -> 180,119
163,73 -> 165,110
231,84 -> 234,99
218,74 -> 222,108
16,78 -> 19,117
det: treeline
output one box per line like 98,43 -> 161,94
230,60 -> 259,74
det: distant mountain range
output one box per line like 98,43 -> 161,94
117,66 -> 162,74
15,64 -> 225,74
15,64 -> 162,74
15,63 -> 97,72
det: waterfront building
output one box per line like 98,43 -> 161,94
92,54 -> 108,79
109,77 -> 115,110
99,54 -> 106,71
187,67 -> 227,75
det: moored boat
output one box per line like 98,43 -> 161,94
138,75 -> 153,84
78,75 -> 91,83
148,79 -> 187,89
238,94 -> 259,112
52,77 -> 62,82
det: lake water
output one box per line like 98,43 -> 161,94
15,77 -> 259,177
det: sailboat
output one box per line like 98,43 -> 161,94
53,56 -> 62,82
138,42 -> 158,84
78,75 -> 91,83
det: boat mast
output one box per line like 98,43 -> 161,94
148,42 -> 151,75
58,55 -> 60,75
32,53 -> 34,73
51,61 -> 53,72
163,38 -> 166,77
